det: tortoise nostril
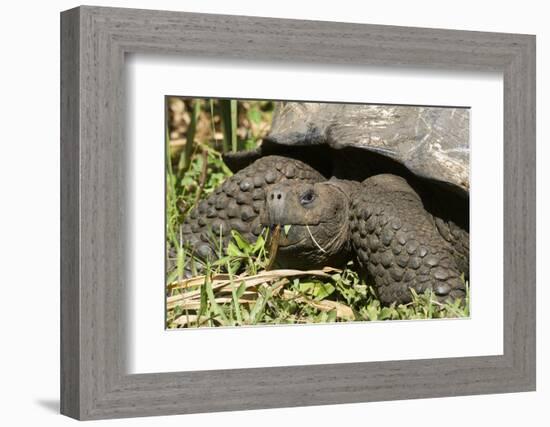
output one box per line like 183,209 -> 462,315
270,194 -> 274,200
277,194 -> 282,200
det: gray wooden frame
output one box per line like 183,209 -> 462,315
60,5 -> 536,420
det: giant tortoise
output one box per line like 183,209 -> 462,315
178,102 -> 470,305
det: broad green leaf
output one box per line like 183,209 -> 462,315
227,241 -> 246,257
298,281 -> 335,300
252,234 -> 266,253
231,230 -> 251,252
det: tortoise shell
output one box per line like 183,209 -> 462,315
266,102 -> 469,193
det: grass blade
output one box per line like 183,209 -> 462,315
230,99 -> 237,152
219,99 -> 238,153
205,273 -> 229,323
250,287 -> 271,324
179,99 -> 201,175
232,286 -> 243,324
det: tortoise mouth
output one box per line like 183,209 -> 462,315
267,220 -> 322,228
269,223 -> 329,252
277,234 -> 307,249
267,224 -> 309,248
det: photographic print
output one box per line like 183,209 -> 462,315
60,8 -> 535,418
166,98 -> 470,328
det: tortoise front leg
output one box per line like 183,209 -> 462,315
350,174 -> 467,305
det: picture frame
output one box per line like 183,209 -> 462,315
60,5 -> 536,420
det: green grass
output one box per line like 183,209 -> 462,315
165,97 -> 469,329
166,224 -> 469,328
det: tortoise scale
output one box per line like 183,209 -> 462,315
178,102 -> 470,306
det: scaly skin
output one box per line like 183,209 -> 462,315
178,156 -> 324,272
349,174 -> 467,304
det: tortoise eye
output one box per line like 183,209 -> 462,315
300,190 -> 315,205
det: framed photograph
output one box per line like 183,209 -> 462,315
60,6 -> 536,420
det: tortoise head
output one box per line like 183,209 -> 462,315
262,180 -> 353,269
